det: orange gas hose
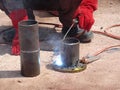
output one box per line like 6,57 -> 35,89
82,24 -> 120,63
92,24 -> 120,40
91,24 -> 120,56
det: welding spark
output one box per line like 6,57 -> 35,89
53,54 -> 63,66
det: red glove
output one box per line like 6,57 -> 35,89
73,0 -> 98,31
9,9 -> 28,55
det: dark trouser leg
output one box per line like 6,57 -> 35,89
25,0 -> 81,36
58,0 -> 81,37
26,8 -> 35,20
25,0 -> 81,24
24,0 -> 60,19
25,0 -> 93,42
25,0 -> 60,10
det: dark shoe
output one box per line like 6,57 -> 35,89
62,26 -> 78,37
62,26 -> 93,43
76,31 -> 93,43
0,27 -> 15,43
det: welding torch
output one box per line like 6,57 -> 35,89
62,18 -> 79,40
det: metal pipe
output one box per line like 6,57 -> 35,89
60,38 -> 80,67
18,20 -> 40,77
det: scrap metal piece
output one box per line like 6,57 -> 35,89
80,55 -> 100,64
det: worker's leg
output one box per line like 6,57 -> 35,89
24,0 -> 93,42
2,0 -> 28,55
26,0 -> 80,26
24,0 -> 60,11
0,4 -> 28,44
25,0 -> 81,37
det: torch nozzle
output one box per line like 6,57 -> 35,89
62,18 -> 78,40
73,18 -> 78,24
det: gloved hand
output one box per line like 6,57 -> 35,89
73,0 -> 98,31
9,9 -> 28,55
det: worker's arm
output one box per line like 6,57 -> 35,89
9,9 -> 28,55
0,1 -> 28,55
73,0 -> 98,31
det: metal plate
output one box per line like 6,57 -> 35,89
52,62 -> 87,73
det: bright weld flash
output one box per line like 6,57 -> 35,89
54,55 -> 63,66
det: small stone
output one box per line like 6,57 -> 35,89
17,80 -> 22,83
100,27 -> 103,30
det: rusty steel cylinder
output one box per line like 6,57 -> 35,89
61,38 -> 80,67
18,20 -> 40,77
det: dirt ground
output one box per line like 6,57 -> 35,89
0,0 -> 120,90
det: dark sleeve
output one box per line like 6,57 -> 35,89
23,0 -> 35,20
0,0 -> 9,15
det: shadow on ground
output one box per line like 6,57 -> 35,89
0,70 -> 23,78
0,25 -> 62,55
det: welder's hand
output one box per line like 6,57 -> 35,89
73,0 -> 98,31
9,9 -> 28,55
